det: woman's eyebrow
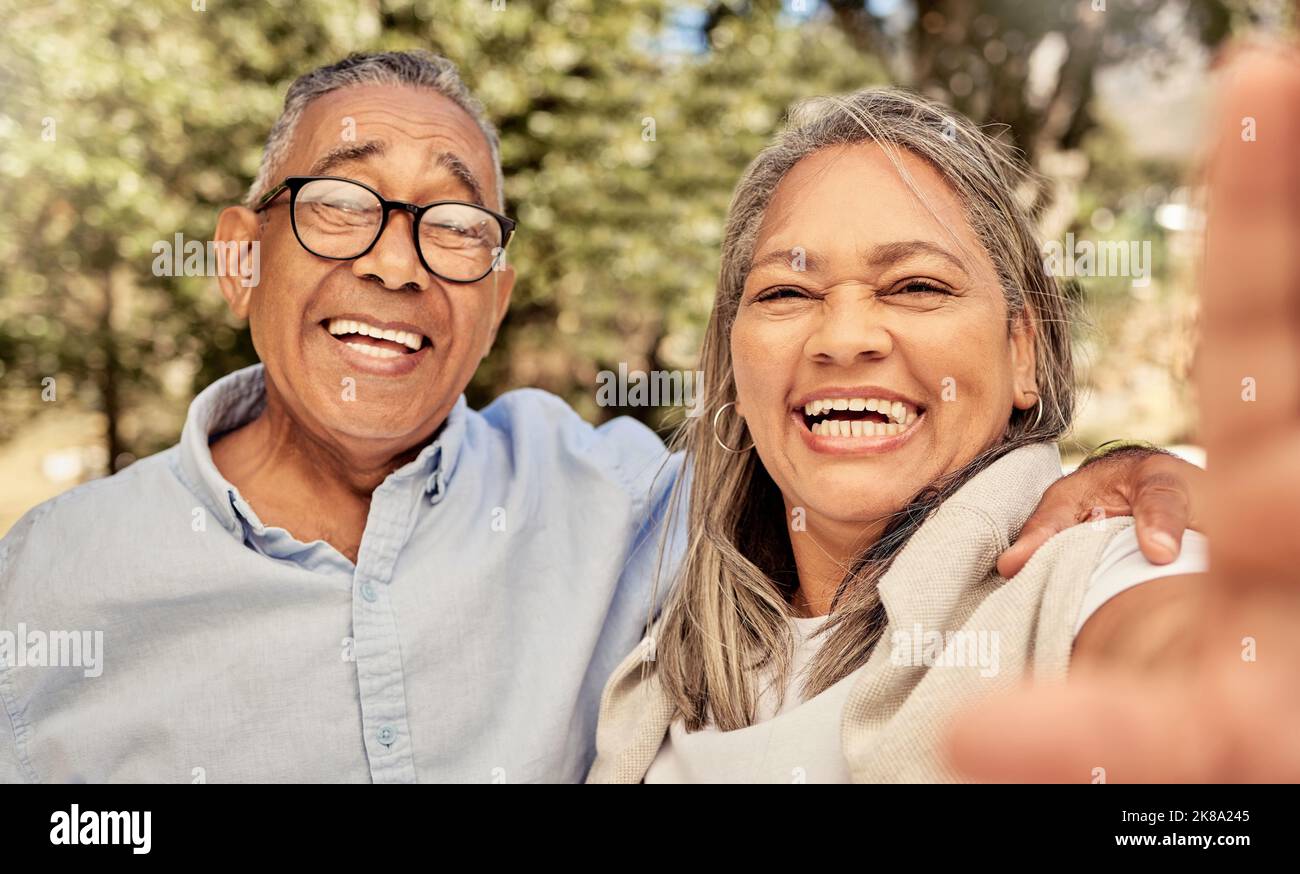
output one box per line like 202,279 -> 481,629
749,240 -> 968,276
750,248 -> 825,273
867,240 -> 969,274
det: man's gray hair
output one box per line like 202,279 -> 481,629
244,51 -> 504,210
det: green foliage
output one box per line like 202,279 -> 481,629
0,0 -> 1240,462
0,0 -> 884,460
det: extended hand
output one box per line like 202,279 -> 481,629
949,43 -> 1300,782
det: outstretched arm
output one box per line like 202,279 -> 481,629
946,43 -> 1300,783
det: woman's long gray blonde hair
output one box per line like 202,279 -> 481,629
654,87 -> 1078,732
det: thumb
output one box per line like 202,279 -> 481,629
944,679 -> 1217,783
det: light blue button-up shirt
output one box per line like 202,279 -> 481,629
0,364 -> 684,783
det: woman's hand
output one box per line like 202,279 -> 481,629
947,43 -> 1300,782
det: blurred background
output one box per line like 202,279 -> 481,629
1,0 -> 1294,535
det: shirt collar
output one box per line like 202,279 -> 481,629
175,363 -> 469,535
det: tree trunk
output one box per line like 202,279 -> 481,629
100,272 -> 123,472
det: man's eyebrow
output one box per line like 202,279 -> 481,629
308,140 -> 386,176
433,151 -> 485,207
305,143 -> 488,206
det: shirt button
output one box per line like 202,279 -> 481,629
377,725 -> 396,746
361,582 -> 377,602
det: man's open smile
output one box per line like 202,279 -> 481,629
320,313 -> 433,374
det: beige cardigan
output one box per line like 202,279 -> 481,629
587,443 -> 1135,783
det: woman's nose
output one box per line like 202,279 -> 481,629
805,297 -> 892,365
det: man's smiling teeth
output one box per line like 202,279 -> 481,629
325,318 -> 426,356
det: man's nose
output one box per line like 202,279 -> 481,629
351,209 -> 431,292
805,294 -> 893,365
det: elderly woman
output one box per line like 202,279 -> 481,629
587,88 -> 1208,783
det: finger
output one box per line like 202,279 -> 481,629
944,680 -> 1222,783
1198,47 -> 1300,456
1210,427 -> 1300,585
1130,458 -> 1192,564
997,493 -> 1080,578
1198,47 -> 1300,591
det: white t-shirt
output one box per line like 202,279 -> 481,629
643,527 -> 1209,784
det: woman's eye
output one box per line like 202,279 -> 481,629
890,280 -> 951,296
755,286 -> 809,302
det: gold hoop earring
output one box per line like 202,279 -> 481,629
712,402 -> 754,453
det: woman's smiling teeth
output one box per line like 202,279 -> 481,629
325,318 -> 427,359
801,396 -> 921,437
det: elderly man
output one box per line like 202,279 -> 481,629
0,51 -> 1201,783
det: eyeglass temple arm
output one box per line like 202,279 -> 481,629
253,182 -> 289,212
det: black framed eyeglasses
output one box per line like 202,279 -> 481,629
254,175 -> 517,284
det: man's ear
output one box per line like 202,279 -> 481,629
1010,307 -> 1039,409
214,206 -> 261,320
482,263 -> 516,358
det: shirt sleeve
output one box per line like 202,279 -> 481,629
0,687 -> 28,782
1074,527 -> 1209,636
0,529 -> 32,782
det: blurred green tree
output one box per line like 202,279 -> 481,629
0,0 -> 1260,472
822,0 -> 1244,211
0,0 -> 883,468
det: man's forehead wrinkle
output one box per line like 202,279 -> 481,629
297,85 -> 492,154
315,91 -> 486,148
